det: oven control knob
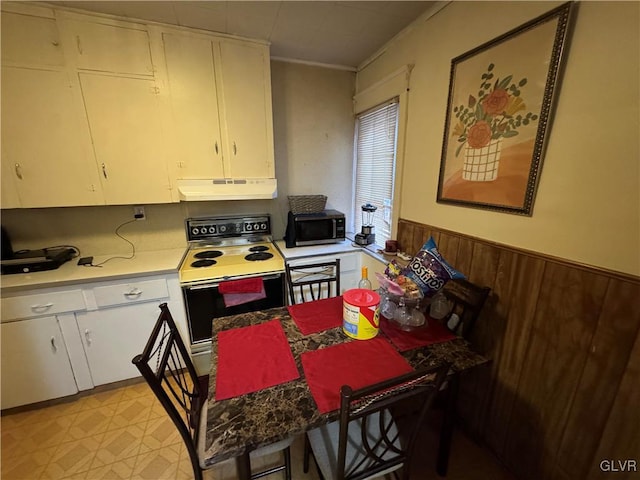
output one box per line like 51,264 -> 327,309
192,227 -> 199,235
208,227 -> 216,234
246,224 -> 253,231
220,225 -> 226,233
260,223 -> 267,230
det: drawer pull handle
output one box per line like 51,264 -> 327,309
233,141 -> 237,156
31,302 -> 54,312
50,337 -> 57,352
124,289 -> 143,298
15,163 -> 23,180
214,141 -> 219,155
84,329 -> 92,346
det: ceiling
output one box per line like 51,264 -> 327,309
50,1 -> 438,69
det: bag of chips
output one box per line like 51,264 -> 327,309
402,237 -> 465,297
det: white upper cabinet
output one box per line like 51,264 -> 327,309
162,30 -> 275,181
1,11 -> 65,67
217,40 -> 275,179
1,9 -> 102,208
59,17 -> 154,75
1,67 -> 102,208
162,32 -> 225,179
0,3 -> 275,209
79,72 -> 173,204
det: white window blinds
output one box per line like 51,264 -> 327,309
353,98 -> 399,246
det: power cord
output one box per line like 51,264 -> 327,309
88,219 -> 137,267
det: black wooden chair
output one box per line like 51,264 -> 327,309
303,363 -> 450,480
432,278 -> 491,476
285,259 -> 341,305
439,278 -> 491,339
132,303 -> 292,480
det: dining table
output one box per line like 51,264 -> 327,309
203,297 -> 488,479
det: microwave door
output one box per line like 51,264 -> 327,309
297,218 -> 333,241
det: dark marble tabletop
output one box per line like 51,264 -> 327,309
203,305 -> 488,467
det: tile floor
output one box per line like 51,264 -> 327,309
1,379 -> 515,480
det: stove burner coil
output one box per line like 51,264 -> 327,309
249,245 -> 269,252
245,252 -> 274,262
194,250 -> 223,259
191,259 -> 217,268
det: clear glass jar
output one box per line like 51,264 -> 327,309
393,297 -> 413,328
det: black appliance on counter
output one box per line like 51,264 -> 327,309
284,209 -> 346,248
0,226 -> 76,275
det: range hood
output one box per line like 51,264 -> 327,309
176,178 -> 277,201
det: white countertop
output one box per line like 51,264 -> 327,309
0,248 -> 187,293
274,237 -> 391,264
274,238 -> 363,260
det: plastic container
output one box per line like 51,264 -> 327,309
342,289 -> 380,340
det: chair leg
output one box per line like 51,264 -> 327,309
303,434 -> 311,473
437,375 -> 459,476
284,446 -> 292,480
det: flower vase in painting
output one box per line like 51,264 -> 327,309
452,63 -> 538,182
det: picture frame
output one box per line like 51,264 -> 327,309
436,2 -> 575,215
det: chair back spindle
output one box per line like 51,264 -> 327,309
286,259 -> 341,304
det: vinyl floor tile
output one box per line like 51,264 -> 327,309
91,424 -> 146,468
1,378 -> 515,480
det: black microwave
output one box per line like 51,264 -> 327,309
285,210 -> 346,248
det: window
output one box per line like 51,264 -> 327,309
353,98 -> 399,246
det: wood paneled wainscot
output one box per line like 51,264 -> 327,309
397,219 -> 640,480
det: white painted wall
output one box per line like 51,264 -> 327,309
357,1 -> 640,276
271,61 -> 356,230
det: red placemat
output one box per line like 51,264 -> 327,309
379,316 -> 456,352
288,296 -> 344,335
215,319 -> 300,401
301,337 -> 413,414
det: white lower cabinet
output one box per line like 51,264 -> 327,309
76,302 -> 160,386
0,315 -> 78,409
0,272 -> 188,409
77,274 -> 186,387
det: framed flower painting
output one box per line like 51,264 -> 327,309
436,2 -> 575,215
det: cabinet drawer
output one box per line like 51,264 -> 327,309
93,279 -> 169,308
1,290 -> 86,321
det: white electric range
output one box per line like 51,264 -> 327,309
179,214 -> 286,354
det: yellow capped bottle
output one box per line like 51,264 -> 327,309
358,266 -> 372,289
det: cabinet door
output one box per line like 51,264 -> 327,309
1,317 -> 78,409
218,41 -> 274,178
79,72 -> 173,204
1,66 -> 102,207
1,158 -> 21,209
61,19 -> 153,75
1,12 -> 65,67
76,302 -> 159,386
163,33 -> 224,178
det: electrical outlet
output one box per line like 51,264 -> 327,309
133,206 -> 146,221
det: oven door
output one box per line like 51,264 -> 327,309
182,273 -> 285,352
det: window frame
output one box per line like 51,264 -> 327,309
352,98 -> 400,247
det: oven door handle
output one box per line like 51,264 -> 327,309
185,273 -> 282,290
